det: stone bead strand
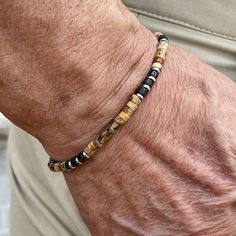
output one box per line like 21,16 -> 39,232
48,32 -> 169,172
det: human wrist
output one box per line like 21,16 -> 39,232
0,0 -> 157,160
36,4 -> 158,160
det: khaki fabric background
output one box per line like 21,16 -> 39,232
7,1 -> 236,236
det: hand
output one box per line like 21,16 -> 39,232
65,45 -> 236,236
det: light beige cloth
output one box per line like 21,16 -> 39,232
7,1 -> 236,235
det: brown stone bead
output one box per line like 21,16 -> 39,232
122,105 -> 134,117
131,94 -> 141,105
93,138 -> 104,149
127,100 -> 138,111
54,162 -> 62,172
97,135 -> 106,146
154,56 -> 164,64
101,128 -> 114,141
154,32 -> 163,38
84,141 -> 98,156
110,121 -> 119,130
60,161 -> 70,172
114,115 -> 125,125
115,111 -> 130,125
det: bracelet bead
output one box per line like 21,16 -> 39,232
71,156 -> 80,167
143,78 -> 155,88
77,152 -> 90,163
136,86 -> 149,97
131,94 -> 142,105
148,69 -> 159,78
154,57 -> 164,64
123,105 -> 135,117
118,111 -> 131,123
84,142 -> 97,156
136,93 -> 144,100
127,100 -> 138,111
152,62 -> 162,70
60,162 -> 69,172
158,34 -> 169,42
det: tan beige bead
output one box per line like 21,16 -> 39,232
155,41 -> 168,60
60,162 -> 69,172
127,100 -> 138,111
152,62 -> 162,69
97,135 -> 106,146
154,57 -> 164,64
101,127 -> 115,141
131,94 -> 141,105
54,163 -> 62,172
84,141 -> 98,156
159,41 -> 168,47
93,138 -> 104,149
114,115 -> 125,125
115,111 -> 130,125
154,32 -> 163,38
122,105 -> 135,117
110,121 -> 119,130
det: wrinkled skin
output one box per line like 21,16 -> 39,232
65,45 -> 236,236
1,0 -> 236,235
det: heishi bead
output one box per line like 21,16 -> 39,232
97,135 -> 106,146
131,94 -> 142,105
60,161 -> 70,172
127,100 -> 138,111
109,120 -> 119,130
154,32 -> 163,38
71,156 -> 80,167
156,34 -> 169,42
154,57 -> 164,64
93,138 -> 104,149
53,163 -> 61,172
101,127 -> 114,141
114,114 -> 126,125
148,69 -> 159,78
65,160 -> 71,170
143,84 -> 151,91
75,156 -> 83,165
152,62 -> 162,70
155,41 -> 168,60
76,152 -> 90,163
143,78 -> 155,88
48,161 -> 56,172
84,141 -> 97,156
136,93 -> 144,100
118,111 -> 130,123
136,86 -> 149,97
122,105 -> 135,117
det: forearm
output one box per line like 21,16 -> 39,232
0,0 -> 156,159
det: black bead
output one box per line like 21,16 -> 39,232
48,161 -> 56,172
136,86 -> 149,97
148,69 -> 159,78
158,34 -> 169,42
77,152 -> 89,163
71,156 -> 79,167
65,161 -> 71,170
143,78 -> 155,88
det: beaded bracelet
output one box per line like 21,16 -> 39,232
48,32 -> 169,172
